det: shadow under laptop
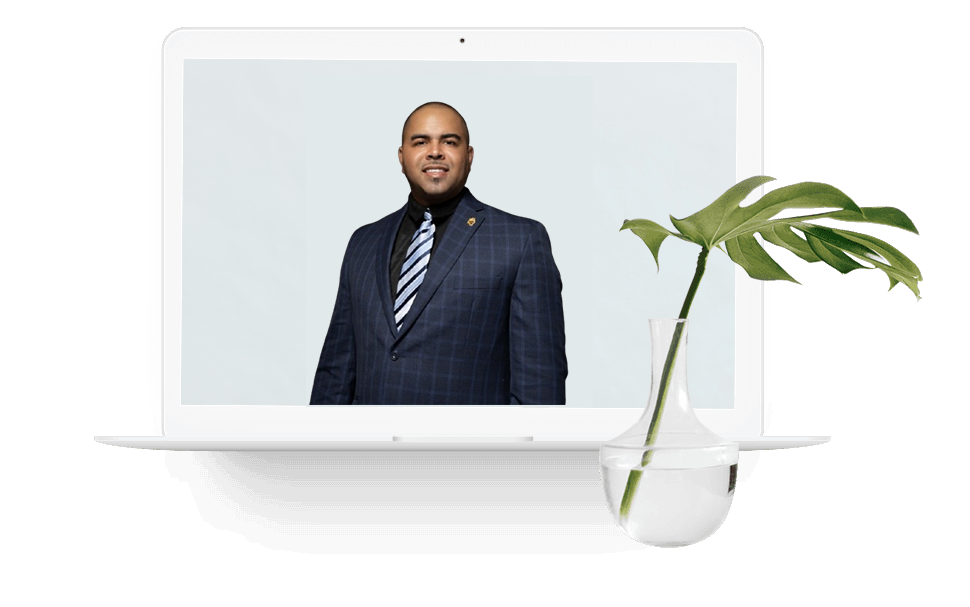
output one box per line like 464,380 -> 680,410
164,450 -> 643,554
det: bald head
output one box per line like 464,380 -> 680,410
401,102 -> 470,145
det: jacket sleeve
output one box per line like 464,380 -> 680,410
309,240 -> 357,405
508,221 -> 567,405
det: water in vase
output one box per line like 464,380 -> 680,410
600,463 -> 738,547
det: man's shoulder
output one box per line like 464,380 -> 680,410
347,206 -> 404,245
475,203 -> 550,247
472,197 -> 545,234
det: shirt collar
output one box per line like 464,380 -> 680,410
406,187 -> 468,223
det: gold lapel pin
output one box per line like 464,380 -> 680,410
467,217 -> 476,227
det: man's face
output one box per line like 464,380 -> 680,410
398,106 -> 474,206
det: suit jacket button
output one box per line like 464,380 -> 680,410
390,351 -> 399,361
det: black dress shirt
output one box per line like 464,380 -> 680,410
389,188 -> 466,295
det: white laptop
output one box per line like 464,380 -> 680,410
96,28 -> 829,452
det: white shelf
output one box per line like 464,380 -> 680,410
95,436 -> 830,452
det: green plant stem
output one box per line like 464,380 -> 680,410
618,247 -> 710,520
676,248 -> 710,320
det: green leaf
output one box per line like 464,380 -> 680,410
716,182 -> 864,244
731,221 -> 923,298
796,223 -> 921,294
804,232 -> 869,274
724,233 -> 800,283
620,218 -> 688,270
669,176 -> 776,248
833,229 -> 922,279
824,227 -> 923,299
730,205 -> 914,239
759,224 -> 821,263
862,256 -> 922,300
621,177 -> 923,301
822,207 -> 919,234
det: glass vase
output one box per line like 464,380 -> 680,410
599,318 -> 739,547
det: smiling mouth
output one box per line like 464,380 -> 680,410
423,167 -> 448,177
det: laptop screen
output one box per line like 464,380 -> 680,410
162,29 -> 764,438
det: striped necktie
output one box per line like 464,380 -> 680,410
394,210 -> 435,331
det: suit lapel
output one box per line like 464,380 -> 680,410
376,204 -> 409,337
394,192 -> 485,342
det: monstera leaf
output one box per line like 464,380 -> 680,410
622,176 -> 922,299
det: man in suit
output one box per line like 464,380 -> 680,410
310,102 -> 566,405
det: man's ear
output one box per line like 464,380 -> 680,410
468,145 -> 474,167
398,147 -> 404,172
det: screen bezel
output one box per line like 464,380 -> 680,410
162,28 -> 764,440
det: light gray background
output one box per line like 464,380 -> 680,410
182,59 -> 737,407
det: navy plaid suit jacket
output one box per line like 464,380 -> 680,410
310,190 -> 567,405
